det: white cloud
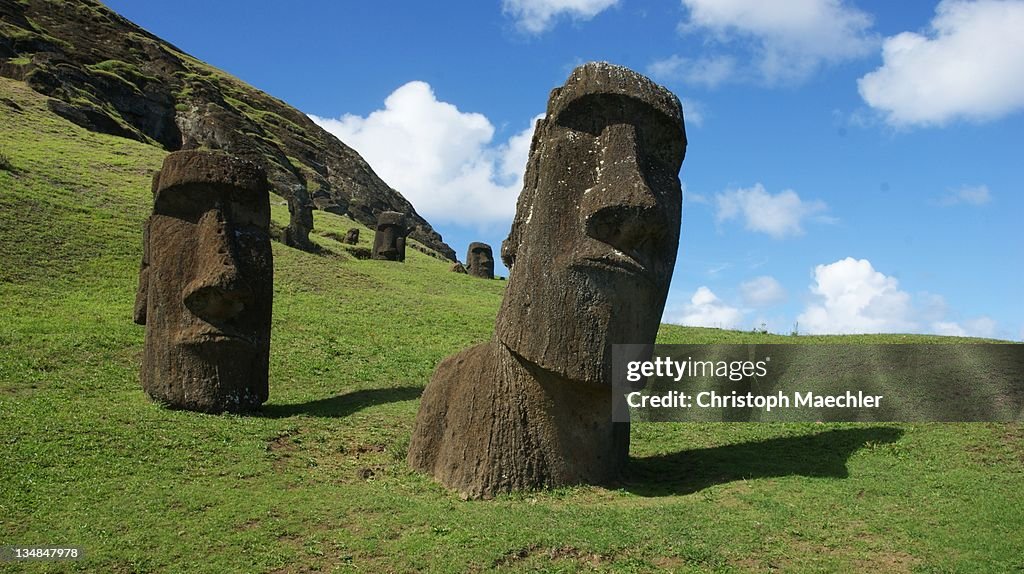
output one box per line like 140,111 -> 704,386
674,286 -> 745,329
310,82 -> 540,227
715,183 -> 828,238
858,0 -> 1024,126
939,184 -> 992,206
794,260 -> 1007,337
677,0 -> 876,83
647,55 -> 737,89
931,317 -> 997,338
797,258 -> 916,334
740,276 -> 787,307
503,0 -> 618,33
931,321 -> 968,337
680,98 -> 705,127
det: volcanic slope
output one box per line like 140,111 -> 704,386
0,0 -> 455,259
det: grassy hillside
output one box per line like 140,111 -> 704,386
1,76 -> 1022,573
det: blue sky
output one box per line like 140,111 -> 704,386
104,0 -> 1023,339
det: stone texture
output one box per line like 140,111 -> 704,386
466,242 -> 494,279
344,228 -> 360,245
283,185 -> 315,252
408,62 -> 686,498
134,150 -> 273,413
371,211 -> 407,262
450,262 -> 468,274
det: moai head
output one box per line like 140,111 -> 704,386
134,151 -> 273,412
495,62 -> 686,384
344,228 -> 360,245
371,211 -> 407,261
466,242 -> 495,279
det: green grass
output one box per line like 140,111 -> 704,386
1,75 -> 1022,573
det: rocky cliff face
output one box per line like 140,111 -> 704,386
0,0 -> 456,260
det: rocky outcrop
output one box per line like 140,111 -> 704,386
0,0 -> 456,260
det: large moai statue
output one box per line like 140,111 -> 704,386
283,185 -> 315,252
371,211 -> 407,261
466,242 -> 495,279
408,62 -> 686,498
134,150 -> 274,413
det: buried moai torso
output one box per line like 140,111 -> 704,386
466,242 -> 494,279
408,62 -> 686,498
343,228 -> 359,245
134,151 -> 273,413
371,211 -> 407,261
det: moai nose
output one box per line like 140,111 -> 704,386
183,206 -> 255,322
582,123 -> 668,259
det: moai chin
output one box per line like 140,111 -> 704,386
371,211 -> 407,261
134,150 -> 274,413
408,62 -> 686,498
466,242 -> 494,279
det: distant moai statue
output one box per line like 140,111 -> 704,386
344,228 -> 360,245
450,262 -> 468,274
371,211 -> 407,261
408,62 -> 686,498
283,185 -> 315,252
134,151 -> 274,413
466,242 -> 494,279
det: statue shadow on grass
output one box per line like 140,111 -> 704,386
621,426 -> 903,497
257,386 -> 422,418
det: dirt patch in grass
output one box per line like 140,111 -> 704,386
492,544 -> 609,569
760,538 -> 921,574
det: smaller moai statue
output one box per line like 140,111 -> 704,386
371,211 -> 407,262
466,242 -> 495,279
134,150 -> 274,413
283,185 -> 315,252
344,228 -> 360,245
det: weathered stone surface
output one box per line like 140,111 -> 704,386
466,242 -> 494,279
311,189 -> 348,216
409,62 -> 686,498
283,185 -> 315,251
371,211 -> 407,262
134,150 -> 273,413
344,228 -> 360,245
450,262 -> 467,274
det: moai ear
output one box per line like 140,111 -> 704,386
500,231 -> 520,270
133,218 -> 150,325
